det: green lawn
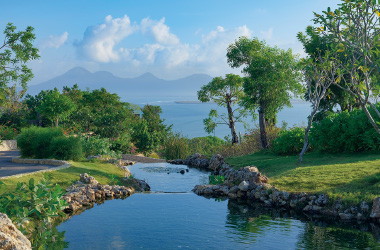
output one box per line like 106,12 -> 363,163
226,151 -> 380,204
0,160 -> 127,193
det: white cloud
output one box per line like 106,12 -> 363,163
40,32 -> 68,49
74,15 -> 136,63
141,17 -> 179,45
74,14 -> 254,77
260,28 -> 273,40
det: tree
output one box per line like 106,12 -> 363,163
227,37 -> 303,149
198,74 -> 249,144
0,23 -> 39,107
299,53 -> 340,162
313,0 -> 380,134
38,89 -> 76,127
297,26 -> 361,119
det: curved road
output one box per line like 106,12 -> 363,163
0,150 -> 56,178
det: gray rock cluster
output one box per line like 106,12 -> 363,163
169,153 -> 227,171
0,213 -> 31,250
63,173 -> 135,213
191,154 -> 380,225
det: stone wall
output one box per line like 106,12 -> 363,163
0,140 -> 17,151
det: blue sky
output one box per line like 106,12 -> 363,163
2,0 -> 341,84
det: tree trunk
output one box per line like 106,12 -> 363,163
299,105 -> 318,163
55,118 -> 59,128
227,100 -> 239,144
361,103 -> 380,134
258,104 -> 268,149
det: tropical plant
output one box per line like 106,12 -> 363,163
198,74 -> 250,144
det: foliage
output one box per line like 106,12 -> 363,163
0,23 -> 39,108
38,88 -> 76,127
79,134 -> 117,158
132,105 -> 171,155
50,136 -> 83,161
226,151 -> 380,204
0,125 -> 18,140
209,175 -> 225,185
17,126 -> 63,158
0,176 -> 68,249
272,127 -> 305,155
226,37 -> 303,149
198,74 -> 249,144
162,133 -> 191,160
219,128 -> 280,157
309,105 -> 380,153
312,0 -> 380,134
0,105 -> 29,131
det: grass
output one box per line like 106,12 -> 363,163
0,160 -> 128,193
226,151 -> 380,205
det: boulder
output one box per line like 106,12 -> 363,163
0,213 -> 31,250
370,197 -> 380,219
208,154 -> 225,171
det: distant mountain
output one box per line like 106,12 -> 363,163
26,67 -> 213,101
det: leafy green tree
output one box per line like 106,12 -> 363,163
198,74 -> 249,144
227,37 -> 303,149
38,88 -> 76,127
0,23 -> 39,108
313,0 -> 380,134
297,26 -> 361,119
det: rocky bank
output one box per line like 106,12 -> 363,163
0,213 -> 31,250
171,153 -> 380,225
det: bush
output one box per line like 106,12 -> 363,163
79,134 -> 116,157
272,127 -> 305,155
50,136 -> 83,160
0,126 -> 19,140
17,126 -> 63,158
163,133 -> 191,160
310,105 -> 380,153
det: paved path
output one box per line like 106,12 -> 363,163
0,150 -> 56,178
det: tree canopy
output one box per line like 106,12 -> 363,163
198,74 -> 248,144
227,37 -> 303,149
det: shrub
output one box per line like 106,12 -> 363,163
272,127 -> 305,155
79,134 -> 116,157
0,126 -> 19,140
50,136 -> 83,160
209,175 -> 225,185
310,105 -> 380,153
17,126 -> 63,158
163,133 -> 191,160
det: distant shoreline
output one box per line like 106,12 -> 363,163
175,101 -> 214,104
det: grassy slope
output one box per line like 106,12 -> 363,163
226,151 -> 380,204
0,160 -> 127,193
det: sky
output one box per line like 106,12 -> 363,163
1,0 -> 341,85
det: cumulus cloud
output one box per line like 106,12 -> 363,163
40,32 -> 68,49
141,17 -> 179,45
75,14 -> 254,77
74,15 -> 136,63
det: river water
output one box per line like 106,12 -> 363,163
56,163 -> 380,249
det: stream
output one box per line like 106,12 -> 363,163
56,163 -> 380,249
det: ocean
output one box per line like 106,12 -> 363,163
125,96 -> 312,139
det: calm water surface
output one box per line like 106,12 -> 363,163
56,163 -> 380,249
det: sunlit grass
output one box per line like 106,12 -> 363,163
226,151 -> 380,203
0,160 -> 127,193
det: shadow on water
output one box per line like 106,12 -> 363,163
225,199 -> 380,249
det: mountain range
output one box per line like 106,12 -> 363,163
26,67 -> 214,101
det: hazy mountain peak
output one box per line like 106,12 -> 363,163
136,72 -> 160,80
66,66 -> 91,75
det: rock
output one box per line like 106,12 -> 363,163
208,154 -> 225,171
339,213 -> 353,220
370,197 -> 380,219
0,213 -> 31,250
238,181 -> 249,191
180,170 -> 185,174
360,201 -> 369,213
